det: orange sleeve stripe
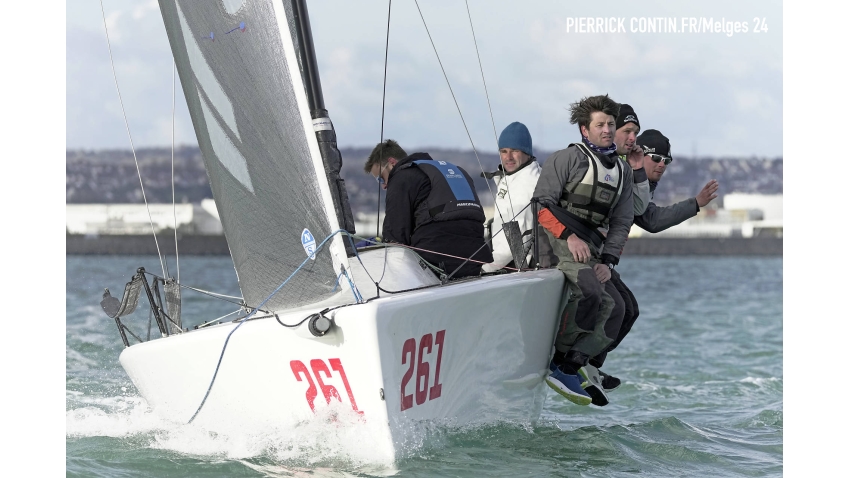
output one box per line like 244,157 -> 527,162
538,208 -> 565,238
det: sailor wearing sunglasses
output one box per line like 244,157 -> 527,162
633,130 -> 719,233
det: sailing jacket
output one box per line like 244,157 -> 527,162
624,155 -> 651,216
633,181 -> 699,233
481,160 -> 540,272
533,145 -> 634,265
382,153 -> 492,277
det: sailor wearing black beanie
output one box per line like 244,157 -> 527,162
615,104 -> 640,131
613,103 -> 650,216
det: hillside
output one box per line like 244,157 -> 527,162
66,146 -> 782,211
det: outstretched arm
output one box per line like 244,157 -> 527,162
695,179 -> 719,207
634,180 -> 718,233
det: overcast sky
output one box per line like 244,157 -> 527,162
67,0 -> 782,157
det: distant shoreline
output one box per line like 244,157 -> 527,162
66,235 -> 782,256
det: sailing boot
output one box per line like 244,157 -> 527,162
599,370 -> 621,392
578,364 -> 609,407
589,353 -> 621,393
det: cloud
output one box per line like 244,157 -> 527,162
132,0 -> 160,20
67,0 -> 782,156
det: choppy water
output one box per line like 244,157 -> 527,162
66,255 -> 782,477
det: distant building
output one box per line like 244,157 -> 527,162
629,193 -> 782,238
66,199 -> 223,235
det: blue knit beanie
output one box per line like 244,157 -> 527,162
498,122 -> 533,158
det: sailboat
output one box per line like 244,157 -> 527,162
104,0 -> 565,461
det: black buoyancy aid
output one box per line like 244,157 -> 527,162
559,143 -> 624,227
396,155 -> 485,227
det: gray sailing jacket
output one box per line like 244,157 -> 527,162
631,167 -> 651,216
633,182 -> 699,233
533,145 -> 634,262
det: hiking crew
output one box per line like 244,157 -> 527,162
586,104 -> 650,396
533,95 -> 633,406
364,139 -> 493,278
633,129 -> 720,233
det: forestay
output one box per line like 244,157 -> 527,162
158,0 -> 351,311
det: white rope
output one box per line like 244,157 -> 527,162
99,0 -> 166,278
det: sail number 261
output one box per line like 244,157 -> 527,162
400,330 -> 446,411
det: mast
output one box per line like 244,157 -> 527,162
291,0 -> 357,249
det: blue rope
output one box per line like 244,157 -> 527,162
187,229 -> 352,423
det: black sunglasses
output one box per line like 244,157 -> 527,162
648,153 -> 672,165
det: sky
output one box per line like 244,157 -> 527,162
66,0 -> 782,157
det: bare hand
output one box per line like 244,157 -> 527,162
696,179 -> 719,207
567,234 -> 590,263
627,144 -> 644,170
593,263 -> 611,283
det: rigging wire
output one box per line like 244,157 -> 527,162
412,0 -> 505,225
138,269 -> 247,307
464,0 -> 516,220
465,1 -> 499,150
444,202 -> 531,281
99,0 -> 167,279
377,0 -> 392,239
170,60 -> 180,283
194,308 -> 243,329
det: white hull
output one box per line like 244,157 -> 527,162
120,268 -> 565,461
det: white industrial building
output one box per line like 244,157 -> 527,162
66,199 -> 223,235
629,193 -> 782,238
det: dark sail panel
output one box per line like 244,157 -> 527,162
158,0 -> 351,311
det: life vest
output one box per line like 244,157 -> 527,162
558,143 -> 624,227
397,158 -> 485,227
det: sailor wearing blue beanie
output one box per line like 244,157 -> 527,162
482,122 -> 551,273
498,121 -> 534,161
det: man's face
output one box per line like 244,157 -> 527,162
499,148 -> 531,174
614,123 -> 640,155
643,152 -> 669,182
370,159 -> 395,190
581,112 -> 616,147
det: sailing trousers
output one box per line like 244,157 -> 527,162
546,231 -> 625,367
589,269 -> 640,368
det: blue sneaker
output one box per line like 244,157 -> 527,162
545,362 -> 592,406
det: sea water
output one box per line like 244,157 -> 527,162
66,255 -> 782,476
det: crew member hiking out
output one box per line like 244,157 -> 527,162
585,103 -> 649,397
533,94 -> 633,407
633,129 -> 720,233
364,139 -> 493,278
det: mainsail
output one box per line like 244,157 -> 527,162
158,0 -> 354,311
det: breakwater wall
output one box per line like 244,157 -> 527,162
66,235 -> 782,256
